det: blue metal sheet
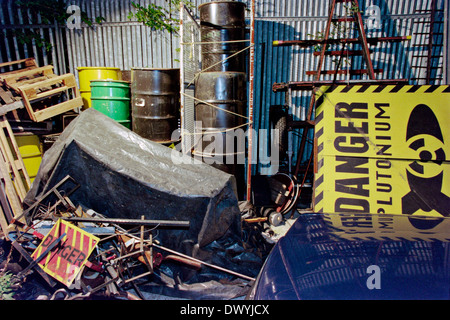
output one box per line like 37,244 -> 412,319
248,213 -> 450,300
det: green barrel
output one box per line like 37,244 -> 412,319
90,80 -> 131,128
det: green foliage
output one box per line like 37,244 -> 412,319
307,1 -> 362,66
127,0 -> 194,34
0,271 -> 20,300
15,0 -> 105,26
344,2 -> 362,15
307,31 -> 325,52
95,16 -> 107,25
13,0 -> 105,52
15,0 -> 68,24
13,30 -> 52,52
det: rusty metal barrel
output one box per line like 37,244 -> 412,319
131,68 -> 180,143
193,71 -> 247,161
193,72 -> 247,197
199,1 -> 246,72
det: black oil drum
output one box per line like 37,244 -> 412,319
131,68 -> 180,143
199,1 -> 246,72
193,71 -> 247,158
194,71 -> 247,199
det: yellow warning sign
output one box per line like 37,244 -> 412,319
314,85 -> 450,160
31,219 -> 99,286
322,213 -> 450,242
314,85 -> 450,231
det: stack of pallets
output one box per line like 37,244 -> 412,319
0,57 -> 83,237
0,58 -> 82,122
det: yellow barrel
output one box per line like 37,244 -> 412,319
15,134 -> 42,184
77,67 -> 121,109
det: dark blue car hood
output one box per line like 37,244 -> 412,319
249,213 -> 450,300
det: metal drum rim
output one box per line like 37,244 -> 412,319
77,67 -> 120,71
132,91 -> 179,95
133,115 -> 178,120
90,79 -> 130,85
90,97 -> 131,101
131,67 -> 180,71
196,71 -> 247,76
195,100 -> 245,104
198,1 -> 246,9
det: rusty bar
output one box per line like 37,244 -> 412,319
272,79 -> 409,92
152,243 -> 255,282
314,0 -> 336,82
62,216 -> 190,229
272,36 -> 412,47
305,68 -> 383,75
313,49 -> 367,56
11,240 -> 57,287
353,0 -> 375,79
246,0 -> 255,201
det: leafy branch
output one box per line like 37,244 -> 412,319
13,0 -> 105,52
307,1 -> 362,66
13,30 -> 53,52
15,0 -> 104,26
127,0 -> 194,34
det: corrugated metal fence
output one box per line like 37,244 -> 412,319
0,0 -> 66,74
65,0 -> 181,73
0,0 -> 447,176
251,0 -> 446,174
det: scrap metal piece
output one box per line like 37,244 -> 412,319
19,232 -> 66,277
62,216 -> 190,229
10,240 -> 57,287
15,175 -> 80,225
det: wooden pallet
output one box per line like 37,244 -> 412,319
0,58 -> 38,76
0,116 -> 30,235
0,58 -> 40,117
0,85 -> 24,116
18,73 -> 83,122
0,65 -> 55,92
0,183 -> 14,238
0,116 -> 31,200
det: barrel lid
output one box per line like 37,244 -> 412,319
89,79 -> 130,84
198,1 -> 246,9
195,71 -> 247,76
131,67 -> 180,71
77,67 -> 120,71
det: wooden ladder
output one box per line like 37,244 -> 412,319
271,0 -> 411,214
292,0 -> 377,182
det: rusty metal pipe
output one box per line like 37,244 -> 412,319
152,243 -> 255,282
62,216 -> 190,229
163,254 -> 202,270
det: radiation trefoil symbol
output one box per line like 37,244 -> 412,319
402,104 -> 449,228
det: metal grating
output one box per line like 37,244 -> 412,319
180,4 -> 201,154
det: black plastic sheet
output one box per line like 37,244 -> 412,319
25,108 -> 242,246
24,109 -> 262,298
